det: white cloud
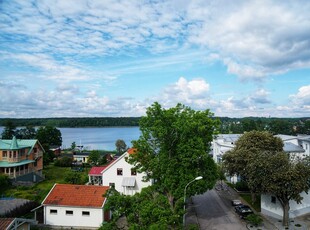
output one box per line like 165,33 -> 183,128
289,85 -> 310,105
187,0 -> 310,79
156,77 -> 210,109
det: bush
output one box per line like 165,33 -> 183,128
245,214 -> 263,226
235,181 -> 249,191
0,174 -> 10,187
54,156 -> 72,167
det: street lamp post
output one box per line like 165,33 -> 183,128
183,176 -> 203,226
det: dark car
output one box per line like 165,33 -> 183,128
235,204 -> 253,218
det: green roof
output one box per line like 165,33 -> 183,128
0,159 -> 35,167
0,137 -> 43,155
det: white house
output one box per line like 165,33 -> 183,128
212,134 -> 309,164
42,184 -> 110,229
212,133 -> 310,219
100,148 -> 152,195
261,191 -> 310,219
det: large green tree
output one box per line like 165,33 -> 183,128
15,125 -> 37,139
247,152 -> 310,227
223,131 -> 310,227
115,139 -> 127,155
1,120 -> 16,139
127,102 -> 219,226
36,126 -> 62,164
222,131 -> 283,199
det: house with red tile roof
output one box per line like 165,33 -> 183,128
99,148 -> 152,195
42,184 -> 110,229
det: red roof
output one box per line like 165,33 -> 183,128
42,184 -> 109,208
127,148 -> 137,155
88,159 -> 116,176
88,166 -> 107,175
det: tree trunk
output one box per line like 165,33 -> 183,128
167,193 -> 175,211
250,190 -> 256,203
282,200 -> 290,227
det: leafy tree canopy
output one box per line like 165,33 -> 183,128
115,139 -> 127,155
223,130 -> 310,227
128,102 -> 219,218
1,120 -> 16,139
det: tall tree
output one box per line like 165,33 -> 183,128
115,139 -> 127,155
247,152 -> 310,227
128,102 -> 219,223
36,126 -> 62,165
223,130 -> 310,227
15,125 -> 36,139
222,131 -> 283,201
88,150 -> 101,165
1,120 -> 16,139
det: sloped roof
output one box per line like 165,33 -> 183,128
88,159 -> 116,176
127,148 -> 137,155
0,137 -> 44,154
89,166 -> 107,176
283,142 -> 305,153
0,218 -> 14,230
42,184 -> 109,208
101,148 -> 137,174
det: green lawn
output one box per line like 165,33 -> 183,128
2,164 -> 90,203
239,193 -> 261,212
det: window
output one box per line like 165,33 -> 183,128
117,168 -> 123,175
50,209 -> 57,214
3,151 -> 7,157
131,169 -> 137,176
66,210 -> 73,215
271,196 -> 276,204
82,211 -> 90,216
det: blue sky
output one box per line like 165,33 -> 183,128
0,0 -> 310,118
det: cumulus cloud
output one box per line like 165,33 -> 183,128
289,85 -> 310,105
187,0 -> 310,79
0,1 -> 310,118
156,77 -> 211,109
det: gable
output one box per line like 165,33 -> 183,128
101,148 -> 136,174
42,184 -> 109,208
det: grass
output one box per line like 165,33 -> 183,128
240,193 -> 261,212
2,163 -> 90,203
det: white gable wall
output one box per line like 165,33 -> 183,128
101,153 -> 152,195
261,192 -> 310,219
44,205 -> 104,228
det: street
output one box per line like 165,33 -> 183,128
185,187 -> 247,230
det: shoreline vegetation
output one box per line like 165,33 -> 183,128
0,117 -> 309,135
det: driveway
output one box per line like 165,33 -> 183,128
185,188 -> 247,230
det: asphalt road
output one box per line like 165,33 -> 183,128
186,188 -> 247,230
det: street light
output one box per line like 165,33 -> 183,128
183,176 -> 203,226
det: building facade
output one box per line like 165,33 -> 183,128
100,148 -> 152,195
42,184 -> 110,229
0,136 -> 44,182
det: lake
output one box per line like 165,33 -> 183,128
0,126 -> 141,151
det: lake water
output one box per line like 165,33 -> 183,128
0,126 -> 141,151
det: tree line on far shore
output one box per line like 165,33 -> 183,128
0,116 -> 310,135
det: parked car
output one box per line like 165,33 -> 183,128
235,204 -> 253,218
231,199 -> 242,206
